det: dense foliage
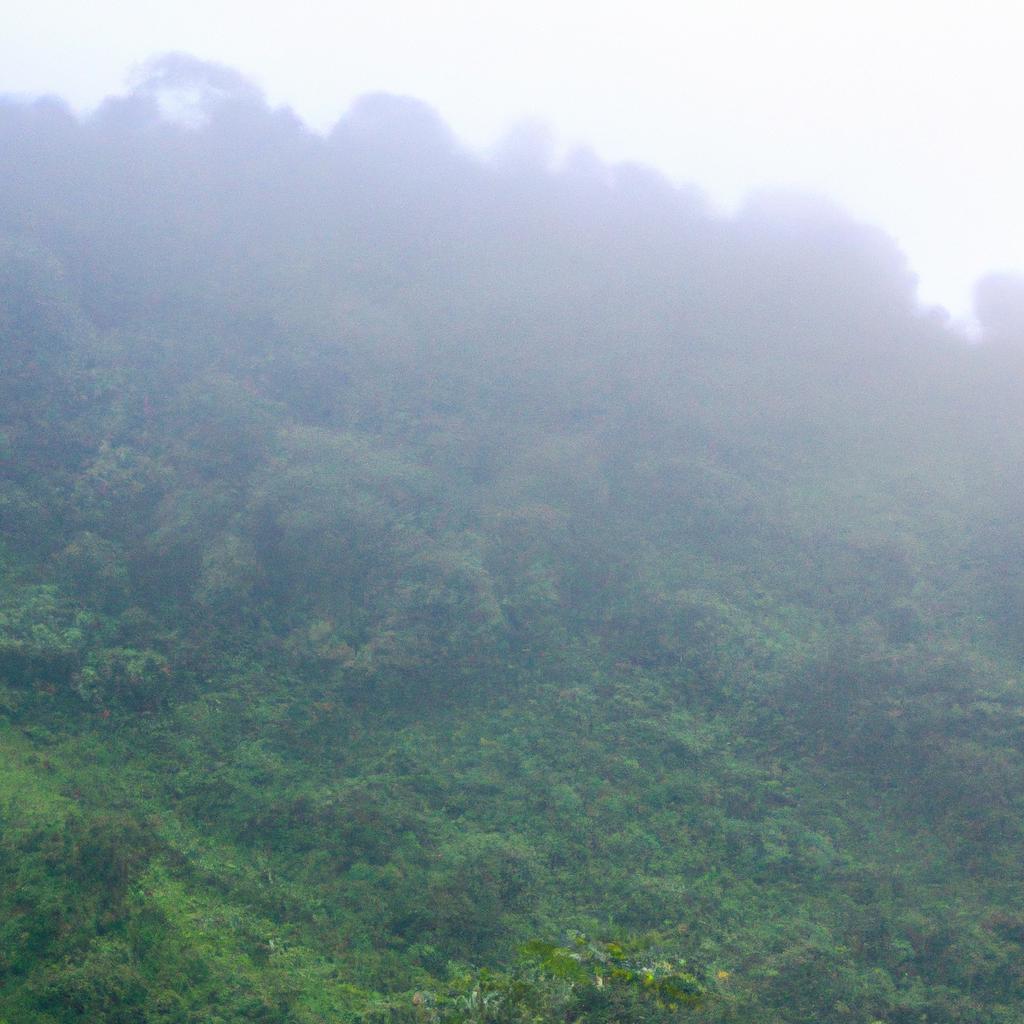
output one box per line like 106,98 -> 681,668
2,54 -> 1024,1023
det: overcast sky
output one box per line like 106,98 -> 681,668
3,0 -> 1021,318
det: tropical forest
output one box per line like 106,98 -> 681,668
2,55 -> 1024,1023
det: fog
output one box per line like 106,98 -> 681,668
4,1 -> 1024,318
4,47 -> 1024,1024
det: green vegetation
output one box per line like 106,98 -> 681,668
2,55 -> 1024,1022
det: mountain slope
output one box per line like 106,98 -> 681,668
2,58 -> 1024,1023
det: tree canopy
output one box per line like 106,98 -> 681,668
1,58 -> 1024,1024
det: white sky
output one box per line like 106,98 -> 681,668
3,0 -> 1023,317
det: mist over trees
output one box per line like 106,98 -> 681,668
2,54 -> 1024,1024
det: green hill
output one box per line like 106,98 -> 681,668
2,56 -> 1024,1023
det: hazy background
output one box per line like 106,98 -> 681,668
3,0 -> 1020,319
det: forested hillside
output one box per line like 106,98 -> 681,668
2,56 -> 1024,1023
